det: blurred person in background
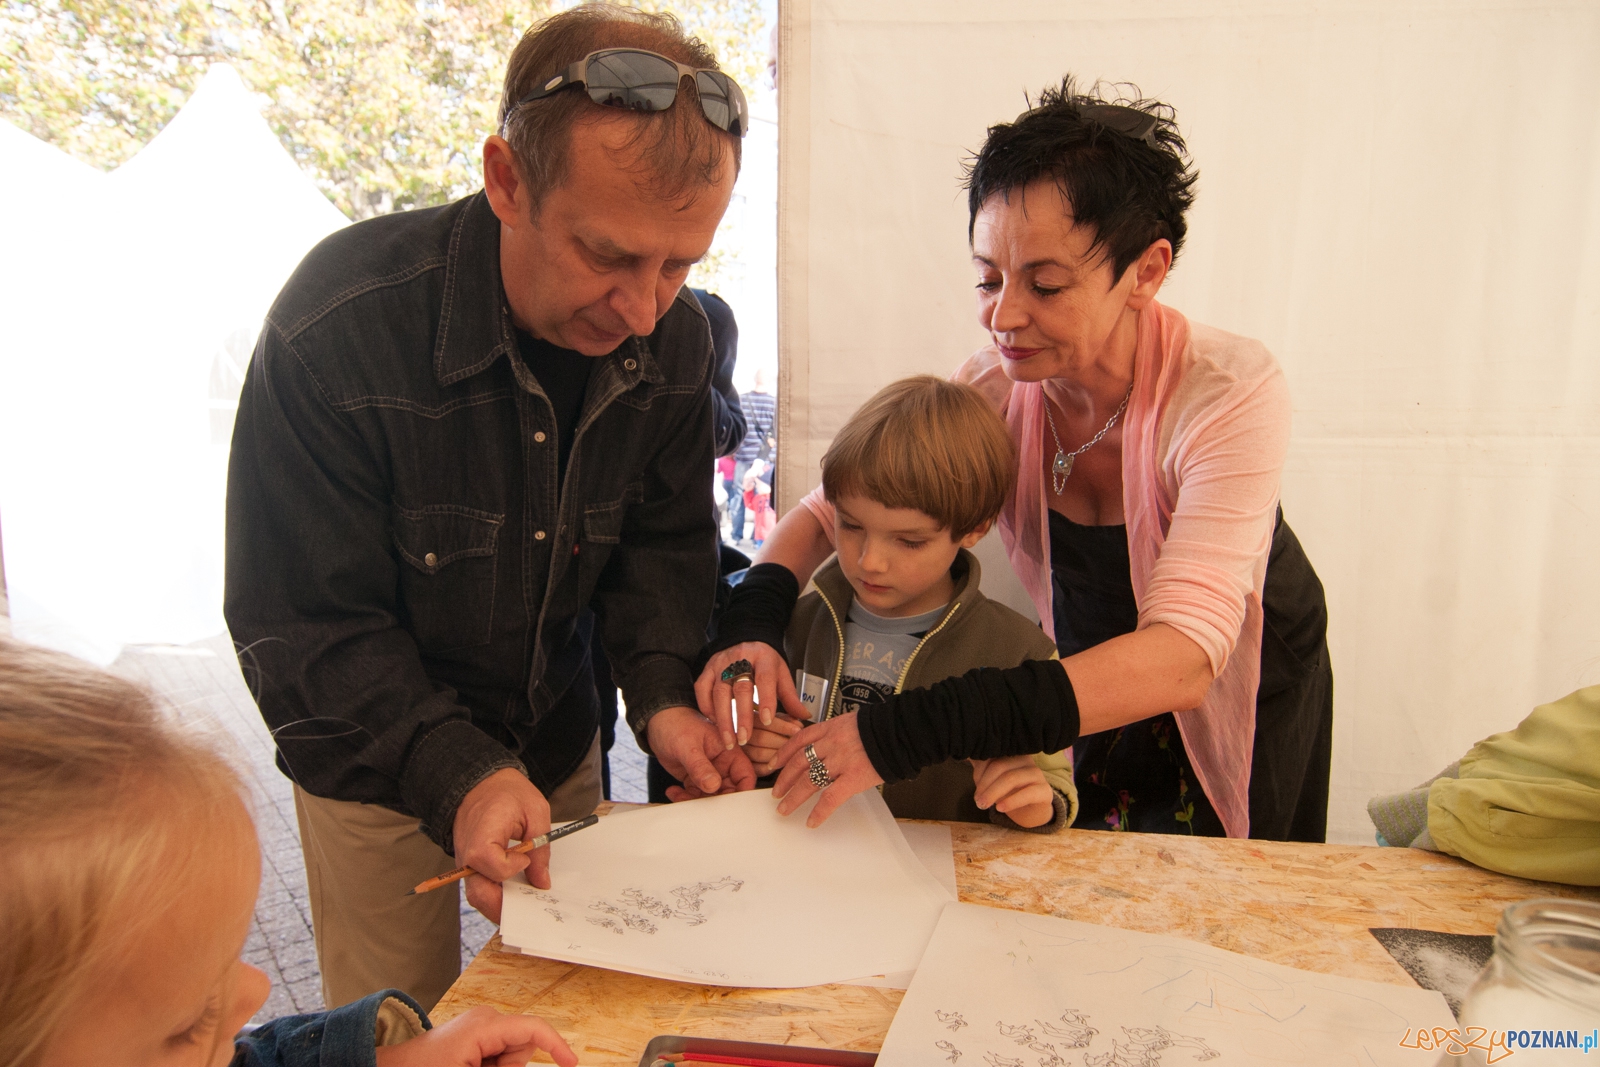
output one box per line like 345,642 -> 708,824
730,365 -> 776,543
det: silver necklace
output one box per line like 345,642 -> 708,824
1044,385 -> 1132,495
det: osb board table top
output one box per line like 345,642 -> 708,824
432,810 -> 1599,1065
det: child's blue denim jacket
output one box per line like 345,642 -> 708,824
232,990 -> 429,1066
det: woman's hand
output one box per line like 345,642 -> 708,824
694,641 -> 805,749
771,713 -> 884,827
970,755 -> 1055,828
373,1005 -> 577,1067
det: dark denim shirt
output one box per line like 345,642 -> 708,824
224,191 -> 718,852
232,990 -> 427,1067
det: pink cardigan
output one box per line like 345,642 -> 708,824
799,302 -> 1291,837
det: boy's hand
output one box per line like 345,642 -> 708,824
970,755 -> 1056,829
741,711 -> 807,774
373,1005 -> 577,1067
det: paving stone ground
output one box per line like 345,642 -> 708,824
110,633 -> 649,1023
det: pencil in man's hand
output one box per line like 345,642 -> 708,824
406,813 -> 600,896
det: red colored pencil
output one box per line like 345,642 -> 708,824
655,1053 -> 851,1067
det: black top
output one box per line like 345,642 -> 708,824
514,328 -> 595,485
1047,510 -> 1223,834
1047,506 -> 1330,837
1049,510 -> 1140,656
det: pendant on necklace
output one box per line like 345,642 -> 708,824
1053,451 -> 1074,479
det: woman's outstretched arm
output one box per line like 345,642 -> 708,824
771,623 -> 1212,825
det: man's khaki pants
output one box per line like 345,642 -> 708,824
293,731 -> 603,1011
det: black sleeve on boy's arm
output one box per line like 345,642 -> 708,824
856,660 -> 1081,784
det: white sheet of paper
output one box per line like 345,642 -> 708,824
841,821 -> 958,990
879,902 -> 1457,1067
499,788 -> 951,988
900,821 -> 958,899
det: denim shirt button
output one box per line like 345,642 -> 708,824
534,530 -> 546,541
533,431 -> 547,443
423,552 -> 438,568
623,358 -> 638,371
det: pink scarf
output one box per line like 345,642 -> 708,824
997,302 -> 1283,838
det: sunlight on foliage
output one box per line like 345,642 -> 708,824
1,0 -> 768,220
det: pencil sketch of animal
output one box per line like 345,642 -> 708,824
620,888 -> 677,920
1030,1043 -> 1064,1067
997,1021 -> 1036,1045
935,1010 -> 969,1032
1038,1010 -> 1096,1048
585,916 -> 624,935
983,1053 -> 1024,1067
1121,1026 -> 1219,1062
586,899 -> 656,933
668,876 -> 744,924
935,1039 -> 962,1063
1082,1041 -> 1151,1067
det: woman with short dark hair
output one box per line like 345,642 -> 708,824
698,77 -> 1333,842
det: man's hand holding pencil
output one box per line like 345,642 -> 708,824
452,767 -> 557,924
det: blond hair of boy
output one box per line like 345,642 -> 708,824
744,376 -> 1077,830
0,638 -> 576,1067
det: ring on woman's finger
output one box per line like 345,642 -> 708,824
720,658 -> 756,685
804,742 -> 833,789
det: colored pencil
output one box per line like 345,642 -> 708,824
406,814 -> 599,895
653,1053 -> 849,1067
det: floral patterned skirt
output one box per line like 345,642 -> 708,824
1070,712 -> 1227,836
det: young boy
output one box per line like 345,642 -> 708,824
744,376 -> 1077,830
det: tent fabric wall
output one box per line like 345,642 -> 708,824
776,0 -> 1600,843
0,65 -> 348,661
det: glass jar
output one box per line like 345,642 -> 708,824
1439,899 -> 1600,1065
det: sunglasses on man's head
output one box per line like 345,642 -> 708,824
1078,103 -> 1160,147
509,48 -> 748,137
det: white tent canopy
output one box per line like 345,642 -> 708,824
775,0 -> 1600,842
0,65 -> 347,661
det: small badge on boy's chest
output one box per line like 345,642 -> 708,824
794,670 -> 831,721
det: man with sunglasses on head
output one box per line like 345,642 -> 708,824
224,3 -> 756,1013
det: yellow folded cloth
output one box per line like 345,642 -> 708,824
1428,684 -> 1600,886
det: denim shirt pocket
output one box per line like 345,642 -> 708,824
390,503 -> 503,653
578,481 -> 641,584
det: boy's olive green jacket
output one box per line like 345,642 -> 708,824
786,548 -> 1079,831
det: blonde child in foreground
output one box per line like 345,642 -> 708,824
0,638 -> 578,1067
743,376 -> 1078,830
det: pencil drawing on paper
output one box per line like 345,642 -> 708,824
882,904 -> 1458,1067
563,875 -> 744,938
1039,1010 -> 1096,1048
1077,1023 -> 1222,1066
670,875 -> 745,924
923,1004 -> 1220,1067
